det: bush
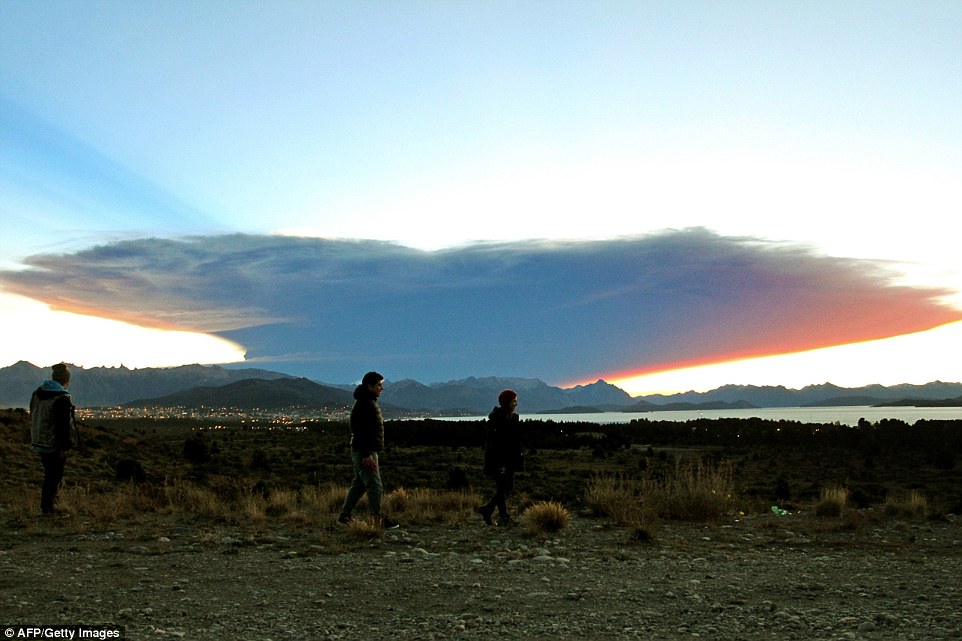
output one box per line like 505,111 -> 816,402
585,474 -> 658,536
658,458 -> 734,522
815,485 -> 848,518
522,501 -> 570,536
182,435 -> 211,464
884,491 -> 928,519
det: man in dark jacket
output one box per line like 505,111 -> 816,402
338,371 -> 399,529
30,363 -> 75,515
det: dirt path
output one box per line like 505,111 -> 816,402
3,513 -> 961,640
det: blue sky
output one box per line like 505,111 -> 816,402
1,0 -> 960,393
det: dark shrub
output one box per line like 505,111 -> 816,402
251,449 -> 271,471
115,458 -> 146,483
182,435 -> 211,464
931,449 -> 955,471
446,466 -> 469,490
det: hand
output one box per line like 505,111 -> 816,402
363,456 -> 378,471
58,450 -> 68,460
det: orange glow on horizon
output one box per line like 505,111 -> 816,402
564,319 -> 962,392
566,320 -> 962,396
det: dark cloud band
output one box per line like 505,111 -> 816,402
2,229 -> 959,383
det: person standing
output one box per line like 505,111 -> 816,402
30,363 -> 76,516
478,389 -> 524,526
338,371 -> 399,529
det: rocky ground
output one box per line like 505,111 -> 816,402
2,512 -> 961,641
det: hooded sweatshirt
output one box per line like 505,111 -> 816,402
30,380 -> 74,454
349,384 -> 384,456
484,405 -> 522,476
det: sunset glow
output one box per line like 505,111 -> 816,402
607,321 -> 962,396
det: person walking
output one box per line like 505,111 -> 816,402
478,389 -> 524,526
338,371 -> 399,529
30,363 -> 76,516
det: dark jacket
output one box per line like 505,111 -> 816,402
349,384 -> 384,455
484,406 -> 523,476
30,381 -> 74,454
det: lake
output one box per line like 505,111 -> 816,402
438,406 -> 962,427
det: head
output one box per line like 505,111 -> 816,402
51,363 -> 71,387
498,389 -> 518,410
362,371 -> 384,398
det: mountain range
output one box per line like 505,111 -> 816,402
122,377 -> 354,410
2,361 -> 960,413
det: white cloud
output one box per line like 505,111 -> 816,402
0,292 -> 247,369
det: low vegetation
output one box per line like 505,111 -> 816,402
522,500 -> 570,537
1,409 -> 959,542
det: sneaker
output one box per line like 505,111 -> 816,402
337,513 -> 353,525
476,505 -> 493,526
380,517 -> 400,530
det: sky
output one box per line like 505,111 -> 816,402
1,0 -> 960,395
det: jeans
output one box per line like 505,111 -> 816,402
341,450 -> 383,517
40,451 -> 66,514
483,471 -> 515,518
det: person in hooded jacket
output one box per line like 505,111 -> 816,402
338,371 -> 399,529
478,389 -> 524,526
30,363 -> 75,515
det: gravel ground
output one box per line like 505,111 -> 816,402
2,513 -> 961,641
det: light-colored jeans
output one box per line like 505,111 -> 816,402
341,450 -> 383,517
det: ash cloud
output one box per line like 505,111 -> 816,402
2,229 -> 959,383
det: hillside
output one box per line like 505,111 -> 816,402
0,361 -> 292,407
123,377 -> 353,410
624,399 -> 758,412
382,377 -> 632,413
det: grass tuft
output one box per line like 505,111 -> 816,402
815,485 -> 848,518
522,501 -> 570,536
884,490 -> 928,519
345,517 -> 384,539
658,458 -> 734,522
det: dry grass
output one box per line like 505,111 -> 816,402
5,477 -> 484,533
815,485 -> 849,518
345,516 -> 385,539
585,474 -> 659,540
884,490 -> 928,519
658,458 -> 734,522
583,459 -> 735,536
385,487 -> 480,524
521,501 -> 570,536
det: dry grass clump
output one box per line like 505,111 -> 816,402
521,500 -> 570,536
584,459 -> 735,535
585,474 -> 659,540
386,487 -> 409,513
298,484 -> 347,515
884,490 -> 928,519
815,485 -> 849,518
345,516 -> 385,539
658,458 -> 734,522
385,487 -> 479,524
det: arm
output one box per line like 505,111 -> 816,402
51,395 -> 74,452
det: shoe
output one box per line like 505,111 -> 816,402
337,513 -> 353,525
476,505 -> 493,526
380,517 -> 400,530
